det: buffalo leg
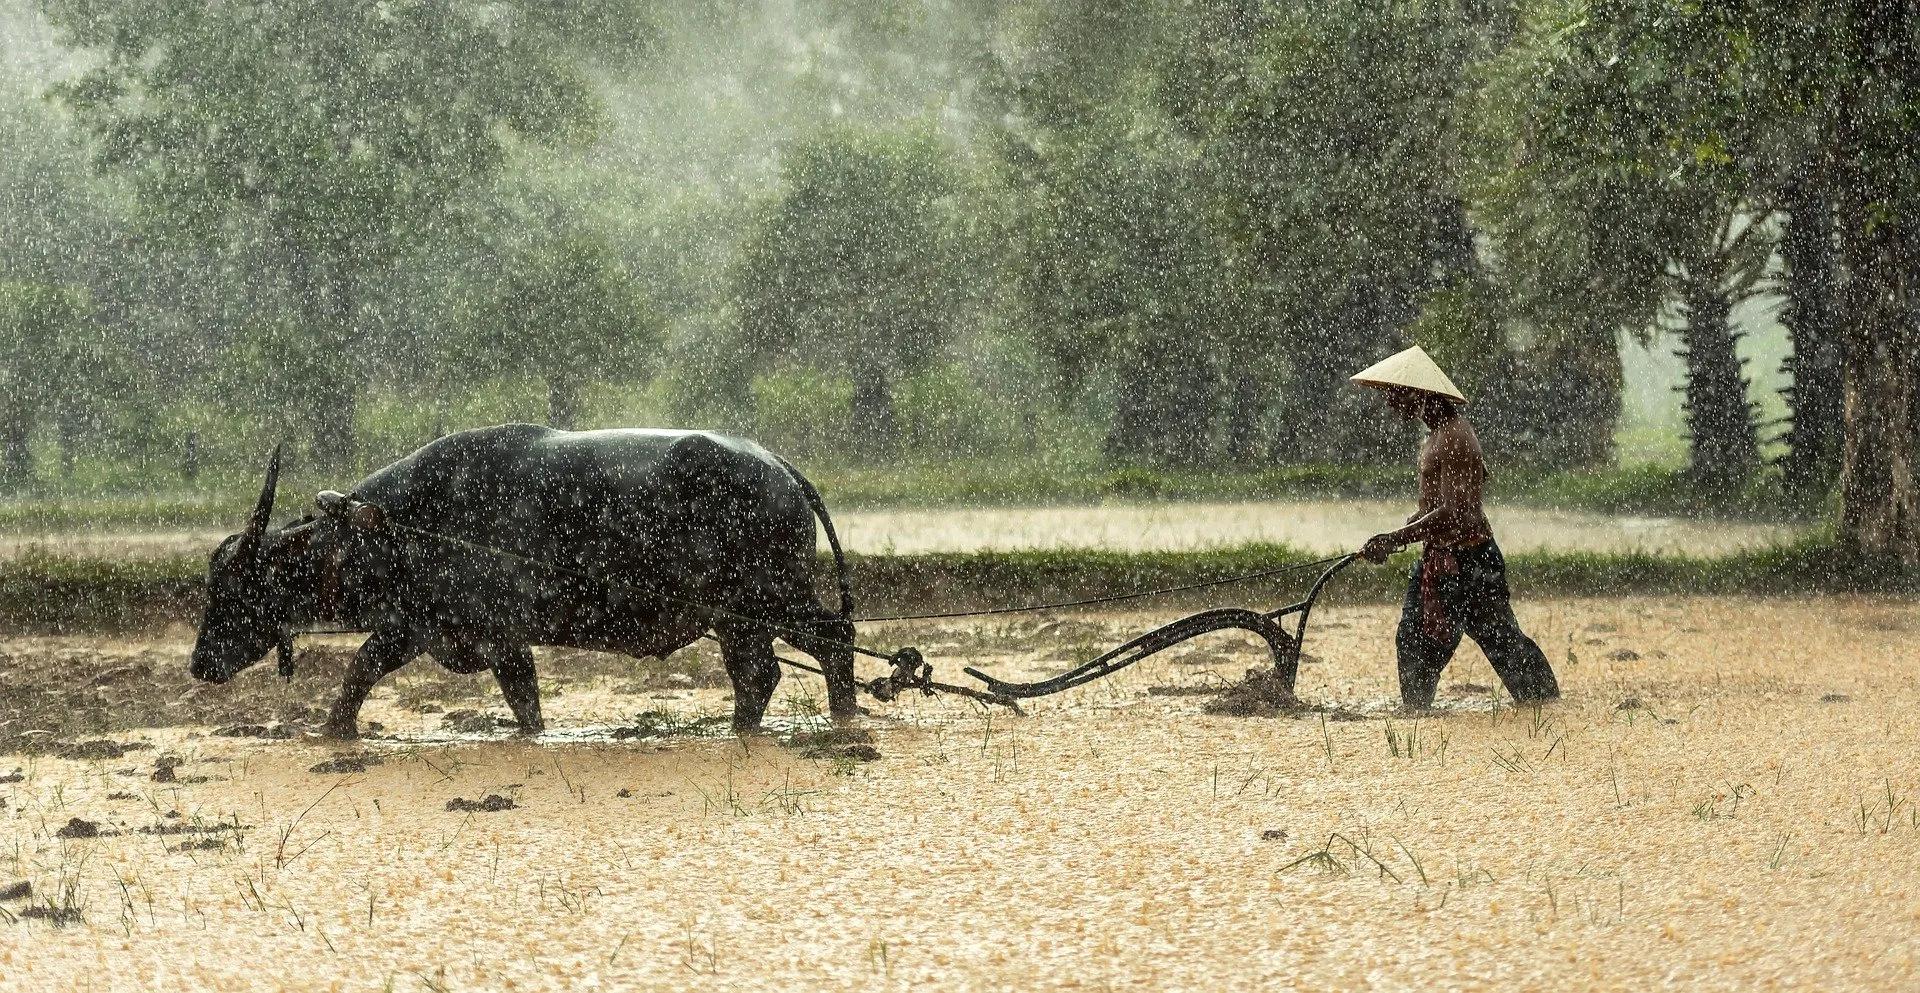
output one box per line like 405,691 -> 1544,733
492,645 -> 544,735
324,629 -> 421,739
797,610 -> 859,719
718,628 -> 781,732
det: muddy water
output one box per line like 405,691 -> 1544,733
3,598 -> 1918,991
2,499 -> 1800,560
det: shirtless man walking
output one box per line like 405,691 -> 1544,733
1350,346 -> 1560,710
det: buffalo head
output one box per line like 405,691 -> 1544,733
190,446 -> 293,683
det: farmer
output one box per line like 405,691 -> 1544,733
1351,346 -> 1560,710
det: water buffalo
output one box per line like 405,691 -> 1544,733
189,424 -> 857,738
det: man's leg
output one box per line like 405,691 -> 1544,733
1395,560 -> 1462,709
1456,546 -> 1560,703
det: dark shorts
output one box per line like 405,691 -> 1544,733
1396,540 -> 1559,708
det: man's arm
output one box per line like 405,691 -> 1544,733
1361,429 -> 1481,561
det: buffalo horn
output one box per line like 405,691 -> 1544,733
247,444 -> 282,537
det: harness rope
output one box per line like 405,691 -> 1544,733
285,516 -> 1358,710
852,554 -> 1356,622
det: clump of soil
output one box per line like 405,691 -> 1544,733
150,753 -> 186,782
0,880 -> 30,900
56,739 -> 145,760
0,769 -> 21,783
789,727 -> 881,762
55,817 -> 107,839
171,838 -> 226,852
788,727 -> 874,749
1146,684 -> 1222,697
309,754 -> 383,774
1820,693 -> 1853,703
212,724 -> 298,739
446,794 -> 517,813
827,744 -> 882,762
19,904 -> 83,926
136,821 -> 243,837
441,710 -> 515,734
609,710 -> 729,740
1202,668 -> 1307,717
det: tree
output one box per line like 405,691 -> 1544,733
1816,1 -> 1920,564
1471,0 -> 1776,488
734,127 -> 973,454
979,0 -> 1235,465
0,280 -> 136,485
1157,0 -> 1484,464
1018,126 -> 1230,465
44,0 -> 647,466
1775,169 -> 1843,496
476,231 -> 660,430
1490,0 -> 1920,562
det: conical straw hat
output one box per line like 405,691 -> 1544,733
1349,346 -> 1467,404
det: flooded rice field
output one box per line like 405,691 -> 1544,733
1,498 -> 1802,560
2,597 -> 1916,990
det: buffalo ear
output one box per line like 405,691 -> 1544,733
246,444 -> 283,538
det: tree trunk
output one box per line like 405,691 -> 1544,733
848,361 -> 897,456
1832,0 -> 1920,566
547,378 -> 581,431
1675,276 -> 1759,489
1222,370 -> 1265,465
289,247 -> 361,470
1537,322 -> 1623,469
182,430 -> 200,482
1269,330 -> 1346,464
309,383 -> 358,471
1778,172 -> 1845,497
1104,360 -> 1160,464
0,410 -> 31,488
56,414 -> 77,479
1156,337 -> 1219,467
1103,333 -> 1220,466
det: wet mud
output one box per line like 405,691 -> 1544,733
1,596 -> 1917,990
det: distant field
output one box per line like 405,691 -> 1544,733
0,498 -> 1805,563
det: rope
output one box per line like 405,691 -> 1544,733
286,518 -> 1352,711
853,554 -> 1357,622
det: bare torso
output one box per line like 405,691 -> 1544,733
1415,415 -> 1493,549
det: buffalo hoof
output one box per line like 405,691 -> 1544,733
320,720 -> 360,741
512,721 -> 546,737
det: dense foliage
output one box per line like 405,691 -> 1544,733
1,0 -> 1915,561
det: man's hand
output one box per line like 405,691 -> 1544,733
1360,533 -> 1402,564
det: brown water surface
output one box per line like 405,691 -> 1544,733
2,597 -> 1916,990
